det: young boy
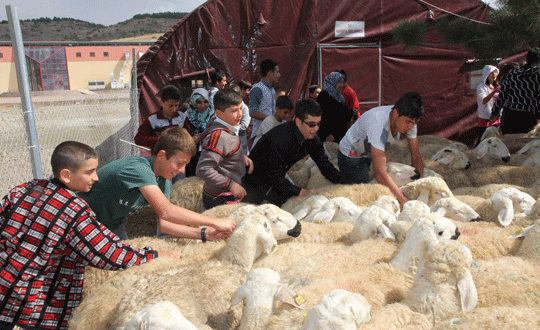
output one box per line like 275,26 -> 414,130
79,127 -> 236,240
252,95 -> 294,148
0,141 -> 181,330
134,85 -> 189,152
196,88 -> 254,209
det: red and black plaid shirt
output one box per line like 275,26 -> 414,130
0,179 -> 157,329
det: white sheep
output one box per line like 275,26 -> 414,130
430,197 -> 481,222
488,187 -> 536,226
372,195 -> 401,217
349,205 -> 396,242
431,147 -> 471,169
291,195 -> 329,222
522,152 -> 540,167
448,141 -> 469,152
390,200 -> 431,243
480,126 -> 500,141
124,301 -> 198,330
401,177 -> 454,206
311,197 -> 364,223
474,137 -> 511,163
390,213 -> 460,273
516,139 -> 540,155
300,289 -> 371,330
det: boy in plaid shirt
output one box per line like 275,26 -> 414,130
0,141 -> 181,330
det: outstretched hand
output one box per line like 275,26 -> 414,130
206,227 -> 231,241
212,217 -> 237,234
159,251 -> 183,259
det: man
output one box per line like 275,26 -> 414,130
338,92 -> 424,206
249,59 -> 280,146
243,98 -> 342,207
209,70 -> 227,112
491,48 -> 540,134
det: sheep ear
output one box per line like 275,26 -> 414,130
457,270 -> 478,311
497,199 -> 514,227
432,207 -> 446,217
312,209 -> 336,223
415,260 -> 426,279
275,286 -> 302,307
230,285 -> 247,308
293,207 -> 310,221
434,154 -> 455,165
417,189 -> 430,205
257,230 -> 278,255
475,140 -> 489,159
376,224 -> 395,241
517,144 -> 531,154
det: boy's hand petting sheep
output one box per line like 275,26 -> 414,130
158,251 -> 183,259
212,217 -> 237,234
298,188 -> 317,199
205,227 -> 232,241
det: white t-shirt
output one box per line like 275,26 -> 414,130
252,115 -> 285,148
339,105 -> 417,157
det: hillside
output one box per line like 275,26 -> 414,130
0,12 -> 188,42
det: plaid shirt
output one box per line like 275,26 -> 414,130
0,179 -> 157,329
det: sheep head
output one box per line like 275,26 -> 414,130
256,204 -> 302,239
312,197 -> 363,223
401,177 -> 453,207
292,195 -> 329,221
124,301 -> 198,330
349,205 -> 396,242
489,188 -> 536,226
373,195 -> 401,217
516,139 -> 540,155
386,162 -> 422,187
474,137 -> 510,162
431,148 -> 471,169
430,197 -> 481,222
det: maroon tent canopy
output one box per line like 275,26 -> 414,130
137,0 -> 491,144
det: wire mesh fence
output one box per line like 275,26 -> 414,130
0,89 -> 140,196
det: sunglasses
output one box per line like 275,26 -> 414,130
302,119 -> 322,128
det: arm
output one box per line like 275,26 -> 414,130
407,137 -> 423,177
481,86 -> 500,105
134,118 -> 158,149
310,139 -> 342,184
249,87 -> 267,121
371,146 -> 409,206
139,185 -> 236,234
157,219 -> 229,241
490,84 -> 506,119
239,103 -> 251,130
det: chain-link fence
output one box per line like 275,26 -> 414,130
0,88 -> 140,196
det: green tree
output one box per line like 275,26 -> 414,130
392,0 -> 540,61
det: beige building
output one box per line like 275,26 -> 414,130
0,41 -> 153,93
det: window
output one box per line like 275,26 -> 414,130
76,52 -> 81,57
90,52 -> 95,57
103,52 -> 109,57
0,53 -> 3,58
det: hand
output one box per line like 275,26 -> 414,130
159,251 -> 182,259
193,133 -> 201,143
230,181 -> 247,199
494,86 -> 501,93
489,114 -> 499,123
326,135 -> 335,142
244,156 -> 254,174
212,217 -> 237,233
297,188 -> 317,199
206,227 -> 231,241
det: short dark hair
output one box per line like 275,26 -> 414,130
393,92 -> 424,119
276,95 -> 294,110
238,80 -> 252,90
153,127 -> 196,158
210,70 -> 226,85
335,69 -> 347,83
295,98 -> 322,121
526,47 -> 540,66
309,85 -> 320,94
214,88 -> 242,112
500,62 -> 519,78
51,141 -> 98,178
230,84 -> 240,93
260,59 -> 278,77
160,85 -> 181,102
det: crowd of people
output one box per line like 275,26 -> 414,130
1,48 -> 539,329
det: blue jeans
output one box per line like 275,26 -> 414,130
338,151 -> 371,184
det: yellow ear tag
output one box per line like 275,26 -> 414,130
516,227 -> 524,235
316,221 -> 322,224
301,312 -> 307,325
295,294 -> 305,305
230,292 -> 233,302
275,244 -> 278,248
386,238 -> 393,242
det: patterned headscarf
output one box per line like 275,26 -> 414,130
322,71 -> 346,104
187,88 -> 214,134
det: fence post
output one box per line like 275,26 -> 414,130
6,5 -> 43,179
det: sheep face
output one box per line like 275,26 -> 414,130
292,195 -> 329,221
475,137 -> 510,162
430,197 -> 481,222
124,301 -> 198,330
373,195 -> 401,217
431,148 -> 471,169
349,205 -> 396,242
517,139 -> 540,155
256,204 -> 302,239
489,188 -> 536,226
387,162 -> 421,187
312,197 -> 363,223
398,200 -> 431,223
301,289 -> 371,330
401,177 -> 454,207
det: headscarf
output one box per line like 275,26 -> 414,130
187,88 -> 214,134
322,71 -> 346,104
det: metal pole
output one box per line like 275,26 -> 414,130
6,5 -> 43,178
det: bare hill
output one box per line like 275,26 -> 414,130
0,12 -> 188,42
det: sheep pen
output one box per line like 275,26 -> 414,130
72,133 -> 540,329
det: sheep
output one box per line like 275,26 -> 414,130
311,197 -> 364,223
499,133 -> 539,154
401,177 -> 454,206
370,162 -> 421,187
473,137 -> 510,163
479,126 -> 500,141
286,159 -> 311,189
390,200 -> 431,243
448,141 -> 469,152
431,306 -> 540,330
230,267 -> 302,330
169,176 -> 205,212
455,221 -> 522,260
390,213 -> 460,273
70,213 -> 278,330
517,219 -> 540,261
488,187 -> 536,226
124,301 -> 198,330
300,289 -> 371,330
516,139 -> 540,155
372,195 -> 400,216
290,195 -> 329,221
348,205 -> 396,242
430,147 -> 471,169
430,197 -> 481,222
522,151 -> 540,167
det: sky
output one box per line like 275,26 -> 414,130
0,0 -> 499,26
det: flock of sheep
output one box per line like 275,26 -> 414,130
68,126 -> 540,329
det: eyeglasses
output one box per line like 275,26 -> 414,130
302,119 -> 322,128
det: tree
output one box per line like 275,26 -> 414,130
392,0 -> 540,62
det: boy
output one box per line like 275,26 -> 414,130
252,95 -> 294,148
0,141 -> 181,330
196,88 -> 254,209
134,85 -> 188,152
80,127 -> 236,240
338,92 -> 424,206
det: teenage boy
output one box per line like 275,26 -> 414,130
252,95 -> 294,148
80,127 -> 236,240
0,141 -> 181,330
244,98 -> 342,207
134,85 -> 188,152
196,88 -> 254,209
338,92 -> 424,206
